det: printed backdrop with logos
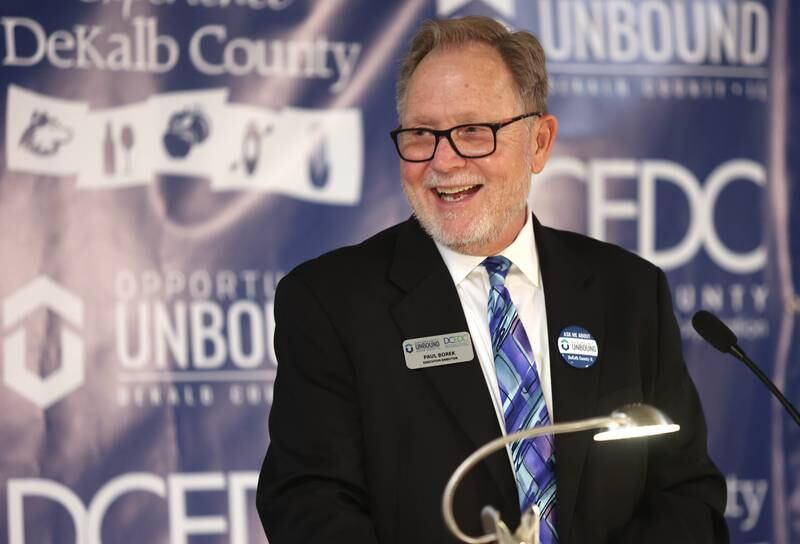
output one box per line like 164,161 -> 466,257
0,0 -> 797,543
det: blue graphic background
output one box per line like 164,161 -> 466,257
0,1 -> 796,542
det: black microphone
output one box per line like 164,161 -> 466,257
692,310 -> 800,426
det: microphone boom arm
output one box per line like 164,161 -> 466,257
730,345 -> 800,426
692,310 -> 800,427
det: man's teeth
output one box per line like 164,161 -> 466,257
435,185 -> 479,201
437,185 -> 476,194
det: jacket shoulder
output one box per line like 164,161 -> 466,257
542,224 -> 662,280
281,220 -> 406,288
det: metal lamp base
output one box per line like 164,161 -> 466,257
481,505 -> 541,544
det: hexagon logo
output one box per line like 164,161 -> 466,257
3,276 -> 85,409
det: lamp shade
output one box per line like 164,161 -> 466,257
594,404 -> 680,442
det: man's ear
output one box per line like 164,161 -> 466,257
530,114 -> 558,174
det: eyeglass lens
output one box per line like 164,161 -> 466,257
396,125 -> 495,161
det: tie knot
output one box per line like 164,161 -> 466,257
482,255 -> 512,287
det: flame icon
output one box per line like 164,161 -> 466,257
308,123 -> 329,188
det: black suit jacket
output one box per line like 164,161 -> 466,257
257,216 -> 728,543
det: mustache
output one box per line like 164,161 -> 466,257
422,172 -> 487,189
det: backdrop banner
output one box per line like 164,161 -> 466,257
0,1 -> 797,543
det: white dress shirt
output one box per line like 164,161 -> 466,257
434,213 -> 553,449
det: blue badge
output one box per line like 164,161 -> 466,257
558,326 -> 599,369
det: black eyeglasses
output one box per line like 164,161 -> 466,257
389,111 -> 541,162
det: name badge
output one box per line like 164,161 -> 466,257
402,332 -> 474,370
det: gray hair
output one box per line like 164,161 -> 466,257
396,16 -> 549,120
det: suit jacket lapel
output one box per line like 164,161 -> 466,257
534,216 -> 604,542
388,218 -> 519,515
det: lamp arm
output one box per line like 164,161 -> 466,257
442,415 -> 621,544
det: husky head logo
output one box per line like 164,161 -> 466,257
18,111 -> 74,156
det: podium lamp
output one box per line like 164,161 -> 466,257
442,404 -> 681,544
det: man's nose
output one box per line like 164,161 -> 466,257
431,136 -> 467,172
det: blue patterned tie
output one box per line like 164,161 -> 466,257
483,256 -> 557,543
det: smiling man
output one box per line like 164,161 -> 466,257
257,16 -> 728,544
394,39 -> 550,257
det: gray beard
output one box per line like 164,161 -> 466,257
402,172 -> 530,255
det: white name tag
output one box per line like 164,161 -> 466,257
402,332 -> 474,369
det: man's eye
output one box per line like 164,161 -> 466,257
457,126 -> 492,140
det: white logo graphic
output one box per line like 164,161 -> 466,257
437,0 -> 515,18
2,16 -> 358,90
6,85 -> 364,205
5,86 -> 88,176
7,471 -> 260,544
533,1 -> 770,102
112,269 -> 279,409
535,157 -> 767,273
725,474 -> 768,532
536,0 -> 769,67
3,276 -> 85,409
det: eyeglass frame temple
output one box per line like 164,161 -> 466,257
389,111 -> 542,163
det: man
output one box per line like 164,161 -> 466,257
257,16 -> 728,544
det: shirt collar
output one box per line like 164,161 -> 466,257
434,212 -> 541,287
